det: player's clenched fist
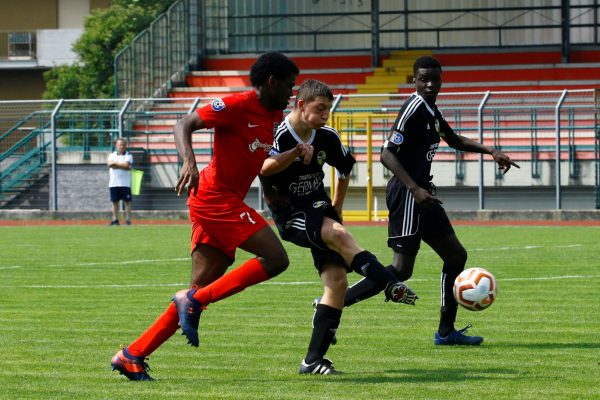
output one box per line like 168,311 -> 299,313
295,143 -> 313,165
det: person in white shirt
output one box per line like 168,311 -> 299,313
107,138 -> 133,225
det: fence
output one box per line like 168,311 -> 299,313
1,89 -> 599,213
113,1 -> 600,101
210,1 -> 599,58
113,0 -> 202,98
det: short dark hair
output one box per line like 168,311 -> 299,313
413,56 -> 442,75
250,52 -> 299,87
294,79 -> 333,106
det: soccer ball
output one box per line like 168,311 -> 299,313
453,267 -> 497,311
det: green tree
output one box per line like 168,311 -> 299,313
43,0 -> 175,99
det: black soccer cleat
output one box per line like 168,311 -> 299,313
172,288 -> 203,347
111,348 -> 154,381
299,358 -> 342,375
384,281 -> 418,305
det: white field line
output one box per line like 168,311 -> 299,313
1,243 -> 595,289
0,281 -> 320,289
47,258 -> 190,267
468,244 -> 582,252
1,275 -> 598,290
4,243 -> 585,270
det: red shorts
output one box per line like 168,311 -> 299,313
188,195 -> 268,260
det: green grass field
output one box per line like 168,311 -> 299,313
1,224 -> 599,399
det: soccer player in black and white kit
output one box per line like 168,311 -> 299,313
343,56 -> 519,345
260,79 -> 418,374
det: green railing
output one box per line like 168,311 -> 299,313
1,91 -> 599,210
113,0 -> 201,99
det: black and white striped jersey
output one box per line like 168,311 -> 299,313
383,93 -> 455,188
267,115 -> 356,209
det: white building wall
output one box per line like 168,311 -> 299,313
36,29 -> 82,66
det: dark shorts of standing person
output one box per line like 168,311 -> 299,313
272,201 -> 349,273
110,186 -> 132,203
386,183 -> 454,256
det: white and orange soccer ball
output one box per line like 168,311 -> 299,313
453,267 -> 497,311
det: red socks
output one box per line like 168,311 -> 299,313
127,302 -> 179,358
191,258 -> 269,305
126,258 -> 269,358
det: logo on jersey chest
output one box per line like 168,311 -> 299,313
428,119 -> 443,137
248,138 -> 273,153
426,119 -> 440,132
316,151 -> 326,166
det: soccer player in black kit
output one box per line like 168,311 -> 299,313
343,56 -> 519,345
260,79 -> 417,374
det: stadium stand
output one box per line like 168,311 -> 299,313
130,48 -> 600,174
170,52 -> 374,99
171,48 -> 600,102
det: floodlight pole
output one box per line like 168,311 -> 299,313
555,89 -> 568,210
49,99 -> 64,211
477,91 -> 491,210
371,0 -> 380,68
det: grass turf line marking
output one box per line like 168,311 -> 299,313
502,274 -> 600,282
2,275 -> 598,289
469,244 -> 582,252
0,281 -> 320,289
46,257 -> 190,267
25,244 -> 583,269
0,266 -> 22,270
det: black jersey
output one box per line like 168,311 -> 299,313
383,93 -> 455,188
267,116 -> 356,210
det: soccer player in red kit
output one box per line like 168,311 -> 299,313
111,52 -> 302,381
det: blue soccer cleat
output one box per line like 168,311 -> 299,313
434,324 -> 483,346
172,288 -> 203,347
111,348 -> 154,381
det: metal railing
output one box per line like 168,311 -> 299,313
216,2 -> 599,60
112,2 -> 600,102
113,0 -> 202,98
1,89 -> 599,211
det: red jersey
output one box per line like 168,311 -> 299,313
189,91 -> 283,205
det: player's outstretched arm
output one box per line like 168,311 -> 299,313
261,143 -> 313,176
174,112 -> 205,196
443,132 -> 520,174
490,149 -> 520,174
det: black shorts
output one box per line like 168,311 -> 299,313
110,187 -> 132,203
386,182 -> 454,256
272,201 -> 349,273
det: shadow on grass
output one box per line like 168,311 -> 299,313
491,342 -> 600,350
296,367 -> 520,384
